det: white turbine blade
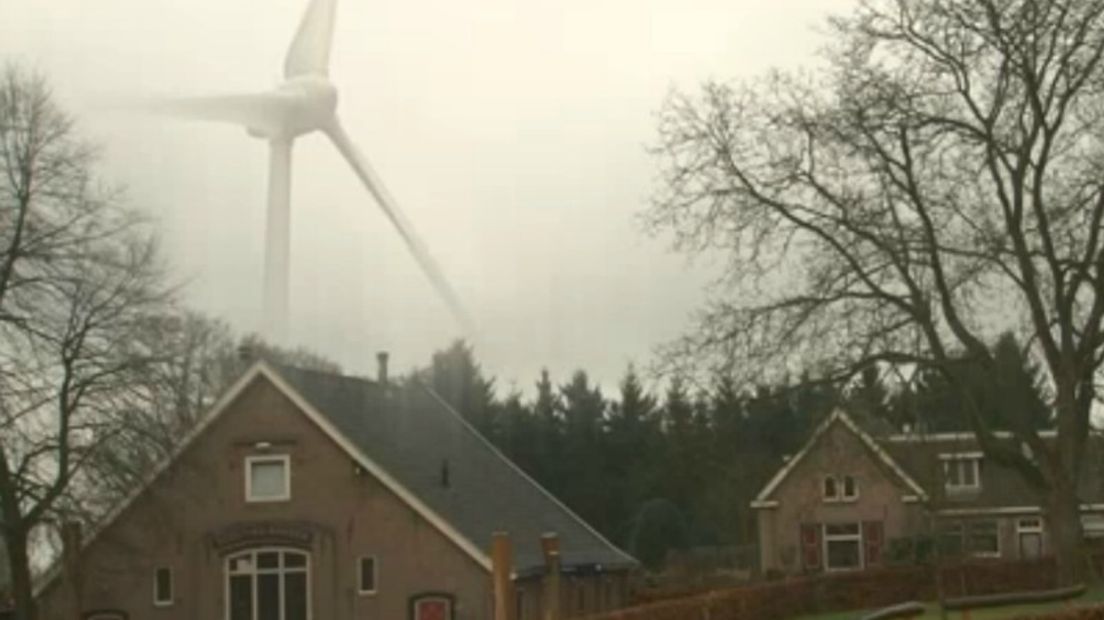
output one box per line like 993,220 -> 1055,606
142,93 -> 291,136
324,120 -> 475,333
285,0 -> 338,78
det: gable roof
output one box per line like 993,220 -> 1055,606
751,409 -> 928,507
272,364 -> 637,575
39,361 -> 634,593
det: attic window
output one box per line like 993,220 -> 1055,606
941,453 -> 982,492
246,455 -> 291,502
841,476 -> 858,501
823,476 -> 838,500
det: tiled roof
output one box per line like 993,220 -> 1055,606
882,434 -> 1104,510
274,365 -> 637,576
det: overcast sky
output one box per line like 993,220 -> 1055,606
5,0 -> 855,395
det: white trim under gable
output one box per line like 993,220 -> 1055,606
750,409 -> 928,509
261,366 -> 493,572
886,429 -> 1058,443
36,362 -> 493,596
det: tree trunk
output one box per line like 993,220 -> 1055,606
6,526 -> 37,620
1048,481 -> 1085,586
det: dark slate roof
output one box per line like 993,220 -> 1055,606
272,364 -> 637,576
882,434 -> 1104,509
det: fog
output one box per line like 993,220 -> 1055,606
4,0 -> 854,391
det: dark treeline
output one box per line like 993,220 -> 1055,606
405,335 -> 1052,569
403,337 -> 1053,570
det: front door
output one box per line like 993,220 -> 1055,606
410,594 -> 454,620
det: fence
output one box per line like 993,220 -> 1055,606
579,557 -> 1065,620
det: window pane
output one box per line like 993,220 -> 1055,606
360,557 -> 376,592
257,551 -> 280,569
285,572 -> 308,620
258,573 -> 280,620
963,461 -> 977,486
945,461 -> 959,485
284,552 -> 307,569
826,539 -> 860,569
823,477 -> 837,498
251,461 -> 287,498
967,521 -> 998,554
843,476 -> 856,498
230,556 -> 253,573
229,575 -> 253,620
155,568 -> 172,602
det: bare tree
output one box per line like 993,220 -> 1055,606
649,0 -> 1104,582
0,65 -> 169,619
76,315 -> 343,517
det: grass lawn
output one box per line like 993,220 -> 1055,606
795,586 -> 1104,620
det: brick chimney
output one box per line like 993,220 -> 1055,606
376,351 -> 389,384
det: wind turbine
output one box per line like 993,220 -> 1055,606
148,0 -> 472,342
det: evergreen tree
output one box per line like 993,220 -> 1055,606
558,371 -> 611,533
606,365 -> 662,543
419,340 -> 498,437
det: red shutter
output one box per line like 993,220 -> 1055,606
863,521 -> 884,566
801,523 -> 822,571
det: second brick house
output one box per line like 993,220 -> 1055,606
752,409 -> 1104,574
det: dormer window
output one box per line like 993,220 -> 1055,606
941,453 -> 982,492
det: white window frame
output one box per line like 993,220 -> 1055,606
965,520 -> 1001,558
822,475 -> 839,501
357,555 -> 377,596
940,453 -> 982,492
1017,517 -> 1044,558
245,455 -> 291,503
1016,518 -> 1043,534
153,566 -> 173,607
840,475 -> 859,502
224,547 -> 311,620
1084,514 -> 1104,538
822,523 -> 864,572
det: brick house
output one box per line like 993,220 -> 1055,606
752,409 -> 1104,575
35,360 -> 637,620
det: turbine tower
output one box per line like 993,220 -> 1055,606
149,0 -> 472,342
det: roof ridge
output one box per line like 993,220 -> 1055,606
271,363 -> 377,386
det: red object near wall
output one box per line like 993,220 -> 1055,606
801,523 -> 822,571
863,521 -> 884,567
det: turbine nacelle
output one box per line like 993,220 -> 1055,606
251,76 -> 339,140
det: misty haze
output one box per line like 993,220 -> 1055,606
7,1 -> 1104,619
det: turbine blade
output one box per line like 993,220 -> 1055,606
324,120 -> 475,333
141,92 -> 291,136
285,0 -> 338,78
